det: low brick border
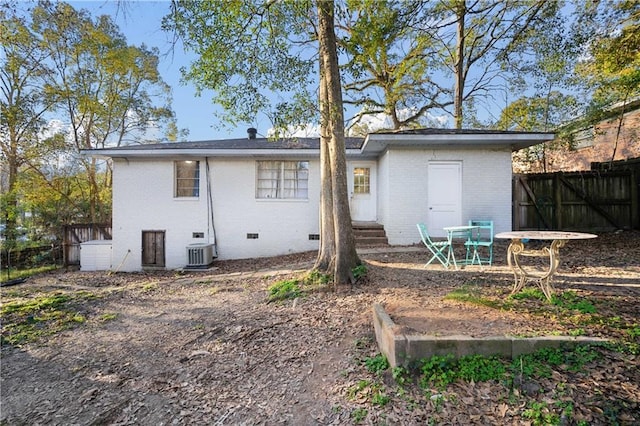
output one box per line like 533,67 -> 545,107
372,303 -> 608,368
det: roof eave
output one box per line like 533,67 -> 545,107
361,133 -> 555,154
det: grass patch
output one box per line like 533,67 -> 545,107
267,279 -> 302,302
1,265 -> 60,283
445,284 -> 502,309
266,269 -> 334,302
1,292 -> 95,346
98,312 -> 118,322
551,291 -> 597,314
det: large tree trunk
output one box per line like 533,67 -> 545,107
314,70 -> 336,272
317,0 -> 360,284
454,1 -> 466,130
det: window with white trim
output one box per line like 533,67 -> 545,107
353,167 -> 370,194
175,160 -> 200,197
256,161 -> 309,199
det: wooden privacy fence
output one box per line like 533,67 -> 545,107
513,170 -> 639,232
63,224 -> 112,266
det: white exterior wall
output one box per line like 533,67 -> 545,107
377,147 -> 513,245
111,157 -> 321,271
110,144 -> 514,269
112,158 -> 210,271
375,153 -> 390,227
209,158 -> 320,260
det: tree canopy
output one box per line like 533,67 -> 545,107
1,0 -> 177,244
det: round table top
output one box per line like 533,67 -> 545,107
495,231 -> 598,240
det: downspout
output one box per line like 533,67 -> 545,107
205,157 -> 218,257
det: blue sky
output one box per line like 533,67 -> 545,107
69,1 -> 453,142
71,0 -> 261,141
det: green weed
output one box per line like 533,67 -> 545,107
552,291 -> 596,314
1,265 -> 60,282
352,264 -> 367,281
510,287 -> 546,301
457,355 -> 506,382
350,408 -> 368,423
445,285 -> 501,309
419,353 -> 506,389
371,389 -> 390,406
267,279 -> 301,302
98,312 -> 118,322
522,401 -> 560,426
141,282 -> 158,292
1,292 -> 90,345
363,354 -> 389,375
627,325 -> 640,339
419,354 -> 458,389
392,366 -> 410,387
304,270 -> 332,286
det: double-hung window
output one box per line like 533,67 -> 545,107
175,160 -> 200,198
256,161 -> 309,199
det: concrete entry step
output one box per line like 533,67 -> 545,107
353,222 -> 388,246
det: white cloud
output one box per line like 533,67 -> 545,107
266,106 -> 449,139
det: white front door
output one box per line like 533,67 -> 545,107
348,162 -> 377,222
427,161 -> 462,237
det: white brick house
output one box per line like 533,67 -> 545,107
83,129 -> 554,271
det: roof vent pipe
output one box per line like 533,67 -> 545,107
247,128 -> 257,139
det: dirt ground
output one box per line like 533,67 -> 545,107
1,231 -> 639,425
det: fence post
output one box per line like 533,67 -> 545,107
554,173 -> 562,230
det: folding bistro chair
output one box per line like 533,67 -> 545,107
465,220 -> 494,266
417,223 -> 451,268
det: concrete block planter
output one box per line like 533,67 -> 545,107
372,303 -> 607,368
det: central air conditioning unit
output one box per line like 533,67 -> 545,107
186,243 -> 216,268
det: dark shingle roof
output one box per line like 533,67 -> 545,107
105,137 -> 364,151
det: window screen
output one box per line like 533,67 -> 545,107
256,161 -> 309,199
175,161 -> 200,197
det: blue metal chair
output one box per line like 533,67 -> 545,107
417,223 -> 450,268
465,220 -> 494,266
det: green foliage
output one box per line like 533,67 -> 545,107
267,269 -> 337,302
392,366 -> 410,387
162,0 -> 316,129
304,270 -> 332,286
419,354 -> 506,389
522,401 -> 560,426
513,349 -> 556,380
627,325 -> 640,339
98,313 -> 118,322
267,279 -> 301,302
552,291 -> 596,314
1,265 -> 59,283
416,345 -> 601,394
371,389 -> 390,406
509,287 -> 547,302
1,292 -> 91,345
513,345 -> 601,379
419,354 -> 458,389
445,285 -> 501,309
2,1 -> 179,234
363,354 -> 389,375
350,407 -> 368,423
351,264 -> 367,281
457,355 -> 506,383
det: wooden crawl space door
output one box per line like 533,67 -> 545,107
142,230 -> 165,267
